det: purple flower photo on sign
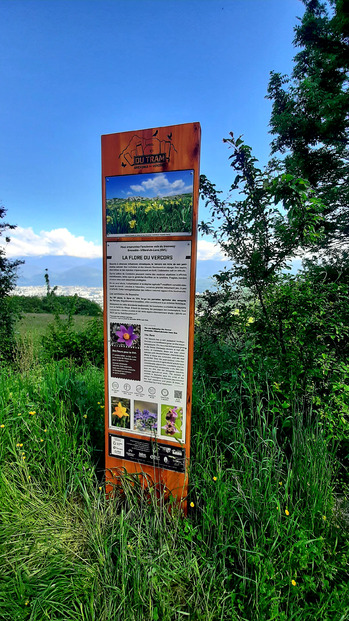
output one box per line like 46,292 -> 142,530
115,324 -> 138,347
134,400 -> 158,434
134,408 -> 157,433
161,405 -> 183,439
110,323 -> 141,349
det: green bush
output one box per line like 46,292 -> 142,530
0,297 -> 20,364
41,314 -> 104,367
194,267 -> 349,484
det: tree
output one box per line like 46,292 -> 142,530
0,205 -> 23,362
0,205 -> 22,298
199,0 -> 349,355
267,0 -> 349,249
198,0 -> 348,366
197,0 -> 349,478
199,134 -> 325,357
200,133 -> 325,292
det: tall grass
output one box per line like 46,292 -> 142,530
0,357 -> 348,620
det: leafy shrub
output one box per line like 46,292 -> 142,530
0,298 -> 20,364
41,314 -> 104,367
194,267 -> 349,487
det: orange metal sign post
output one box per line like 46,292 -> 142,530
102,122 -> 201,508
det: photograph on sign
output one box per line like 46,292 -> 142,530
161,404 -> 184,439
110,322 -> 141,380
106,240 -> 191,443
134,400 -> 158,434
105,170 -> 194,236
110,397 -> 131,430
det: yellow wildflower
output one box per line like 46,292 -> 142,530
83,414 -> 87,419
291,579 -> 297,586
213,476 -> 217,481
44,429 -> 47,433
129,219 -> 137,229
285,509 -> 290,516
247,317 -> 255,324
113,402 -> 129,419
190,502 -> 195,508
29,411 -> 36,416
279,481 -> 283,486
232,308 -> 240,316
322,515 -> 326,521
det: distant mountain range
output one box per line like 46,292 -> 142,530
14,255 -> 233,293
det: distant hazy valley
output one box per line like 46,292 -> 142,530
14,255 -> 232,298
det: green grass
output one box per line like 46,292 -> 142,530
0,323 -> 348,620
13,313 -> 103,370
17,313 -> 93,343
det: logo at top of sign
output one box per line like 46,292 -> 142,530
119,130 -> 177,168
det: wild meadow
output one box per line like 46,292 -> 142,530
0,301 -> 348,620
1,4 -> 348,617
106,194 -> 193,235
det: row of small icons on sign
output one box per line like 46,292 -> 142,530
111,381 -> 180,399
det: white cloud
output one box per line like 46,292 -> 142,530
129,184 -> 145,192
0,226 -> 226,263
197,240 -> 227,261
130,173 -> 192,197
1,226 -> 102,258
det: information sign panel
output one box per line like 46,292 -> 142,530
102,123 -> 201,506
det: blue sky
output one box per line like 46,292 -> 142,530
106,171 -> 194,200
1,0 -> 305,260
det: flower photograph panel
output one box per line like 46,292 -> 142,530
110,323 -> 141,381
110,323 -> 141,349
105,170 -> 194,236
134,400 -> 158,435
111,397 -> 131,429
161,404 -> 183,440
